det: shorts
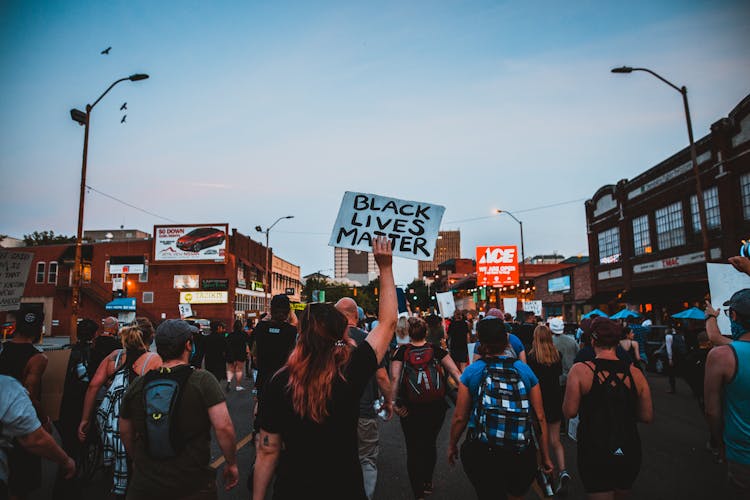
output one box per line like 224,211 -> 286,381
578,439 -> 641,493
460,438 -> 536,499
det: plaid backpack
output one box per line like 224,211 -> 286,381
473,357 -> 531,451
400,344 -> 446,404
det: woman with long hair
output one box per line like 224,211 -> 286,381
395,316 -> 410,346
527,325 -> 569,495
620,327 -> 644,371
448,319 -> 553,500
253,237 -> 397,500
391,316 -> 462,499
78,323 -> 160,497
564,317 -> 653,499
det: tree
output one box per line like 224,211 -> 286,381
405,279 -> 432,312
23,231 -> 75,246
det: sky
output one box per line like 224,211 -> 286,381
1,0 -> 749,286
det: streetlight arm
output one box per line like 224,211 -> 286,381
267,215 -> 294,232
497,209 -> 521,225
90,77 -> 131,111
626,67 -> 682,94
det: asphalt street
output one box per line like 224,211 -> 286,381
31,367 -> 730,500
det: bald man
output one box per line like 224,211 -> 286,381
335,298 -> 393,500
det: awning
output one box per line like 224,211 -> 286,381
106,298 -> 136,311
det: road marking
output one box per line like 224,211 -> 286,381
210,433 -> 254,470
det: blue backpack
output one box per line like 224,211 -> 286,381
473,357 -> 531,451
142,365 -> 194,459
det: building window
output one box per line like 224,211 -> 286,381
48,262 -> 58,284
742,173 -> 750,220
690,186 -> 721,231
142,291 -> 154,303
82,264 -> 91,284
655,201 -> 686,250
104,260 -> 112,283
139,260 -> 149,283
597,227 -> 621,264
632,216 -> 651,256
35,262 -> 45,284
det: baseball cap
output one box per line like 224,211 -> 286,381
548,317 -> 565,334
271,294 -> 291,310
723,289 -> 750,317
155,319 -> 198,349
16,304 -> 44,337
486,308 -> 504,319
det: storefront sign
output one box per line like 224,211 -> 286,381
598,268 -> 623,280
251,280 -> 264,292
153,224 -> 229,263
179,291 -> 228,304
548,276 -> 571,293
112,277 -> 124,291
285,287 -> 295,295
476,246 -> 519,286
0,252 -> 33,312
202,279 -> 229,291
329,191 -> 446,261
174,275 -> 199,289
109,264 -> 144,274
632,251 -> 704,274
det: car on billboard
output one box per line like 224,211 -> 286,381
176,227 -> 226,252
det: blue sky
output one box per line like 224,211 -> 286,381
1,0 -> 749,285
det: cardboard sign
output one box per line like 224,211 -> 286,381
707,263 -> 750,336
503,298 -> 518,316
178,303 -> 193,319
523,300 -> 543,316
0,252 -> 33,312
436,291 -> 456,319
476,246 -> 519,286
41,348 -> 71,422
329,192 -> 445,261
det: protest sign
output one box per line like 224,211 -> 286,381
329,192 -> 445,261
503,298 -> 518,316
0,252 -> 33,312
178,303 -> 193,319
436,291 -> 456,319
41,349 -> 71,421
476,246 -> 519,286
523,300 -> 543,316
707,263 -> 750,336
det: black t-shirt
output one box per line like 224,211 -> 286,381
348,327 -> 386,418
258,341 -> 378,500
514,323 -> 536,350
225,331 -> 248,362
202,333 -> 227,370
254,320 -> 297,392
447,320 -> 469,355
88,334 -> 121,379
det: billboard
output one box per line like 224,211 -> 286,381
548,275 -> 571,293
153,224 -> 228,263
476,246 -> 519,286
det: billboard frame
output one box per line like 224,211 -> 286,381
152,223 -> 229,265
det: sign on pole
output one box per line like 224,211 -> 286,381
707,263 -> 750,336
436,291 -> 456,319
329,192 -> 445,261
476,246 -> 519,286
523,300 -> 543,317
0,252 -> 33,312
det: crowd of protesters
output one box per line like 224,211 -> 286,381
1,245 -> 750,500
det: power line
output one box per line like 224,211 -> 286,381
443,197 -> 587,225
85,185 -> 180,223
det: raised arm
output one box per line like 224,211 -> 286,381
365,237 -> 397,363
705,302 -> 732,346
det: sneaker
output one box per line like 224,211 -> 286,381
235,386 -> 244,391
556,470 -> 570,496
423,482 -> 433,495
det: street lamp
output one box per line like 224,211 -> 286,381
495,209 -> 526,285
611,65 -> 710,260
68,73 -> 149,342
256,216 -> 294,311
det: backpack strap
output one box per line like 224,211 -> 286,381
113,349 -> 124,371
140,352 -> 156,376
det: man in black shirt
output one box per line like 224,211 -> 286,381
336,298 -> 392,500
514,311 -> 537,350
88,316 -> 120,380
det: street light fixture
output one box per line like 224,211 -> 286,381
611,65 -> 710,260
495,209 -> 526,287
256,216 -> 294,311
68,73 -> 149,342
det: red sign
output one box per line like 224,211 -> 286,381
476,246 -> 519,286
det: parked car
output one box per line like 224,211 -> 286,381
176,227 -> 226,252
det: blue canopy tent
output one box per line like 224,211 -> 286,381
671,307 -> 707,320
610,308 -> 642,320
105,297 -> 136,311
582,309 -> 609,319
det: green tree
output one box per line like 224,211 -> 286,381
23,231 -> 75,246
405,279 -> 432,312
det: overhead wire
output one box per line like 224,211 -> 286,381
85,185 -> 180,223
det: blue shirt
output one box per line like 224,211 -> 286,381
0,375 -> 41,483
460,357 -> 538,429
473,334 -> 525,359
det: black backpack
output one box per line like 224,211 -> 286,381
142,365 -> 194,459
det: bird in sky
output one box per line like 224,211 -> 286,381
101,47 -> 111,55
120,102 -> 127,111
121,115 -> 127,124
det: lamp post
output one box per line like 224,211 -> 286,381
611,66 -> 710,261
495,209 -> 526,286
68,74 -> 149,343
256,216 -> 294,311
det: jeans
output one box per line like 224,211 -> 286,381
399,403 -> 447,497
358,418 -> 379,500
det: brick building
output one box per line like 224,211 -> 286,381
418,230 -> 461,279
271,255 -> 302,302
586,93 -> 750,320
533,258 -> 592,320
0,226 -> 298,336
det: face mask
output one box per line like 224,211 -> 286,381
189,340 -> 196,361
730,320 -> 746,340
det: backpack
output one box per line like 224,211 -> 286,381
400,344 -> 445,404
472,357 -> 531,451
672,333 -> 688,359
141,365 -> 194,459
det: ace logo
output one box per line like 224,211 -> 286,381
476,246 -> 519,286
